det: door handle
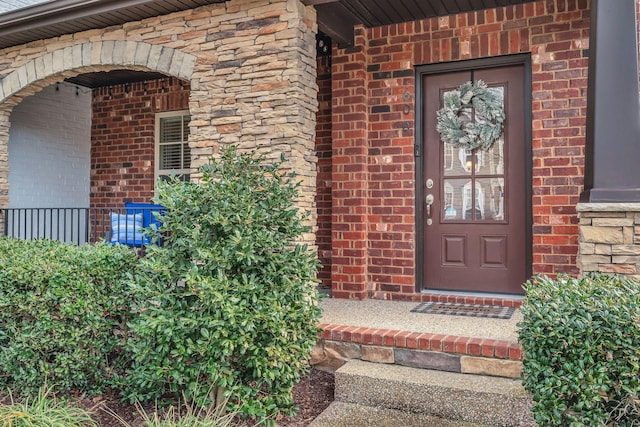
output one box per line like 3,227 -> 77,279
425,194 -> 434,218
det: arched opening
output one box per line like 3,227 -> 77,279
5,68 -> 191,244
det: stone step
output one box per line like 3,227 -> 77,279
309,402 -> 482,427
313,326 -> 523,379
330,359 -> 535,427
316,297 -> 524,379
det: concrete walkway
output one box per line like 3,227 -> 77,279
310,402 -> 483,427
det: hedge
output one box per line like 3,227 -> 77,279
519,274 -> 640,426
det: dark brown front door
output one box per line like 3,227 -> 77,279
421,64 -> 528,294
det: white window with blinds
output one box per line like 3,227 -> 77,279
155,110 -> 191,182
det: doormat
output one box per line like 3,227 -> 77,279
411,302 -> 515,319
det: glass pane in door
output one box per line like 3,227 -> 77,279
442,178 -> 471,221
476,177 -> 505,221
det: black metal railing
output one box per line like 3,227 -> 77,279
0,206 -> 165,246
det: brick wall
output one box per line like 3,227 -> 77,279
331,27 -> 369,299
329,0 -> 590,298
91,78 -> 189,208
315,55 -> 332,287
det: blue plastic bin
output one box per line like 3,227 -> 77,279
115,202 -> 165,246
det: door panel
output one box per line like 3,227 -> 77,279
442,235 -> 466,265
422,65 -> 526,294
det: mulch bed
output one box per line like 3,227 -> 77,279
274,368 -> 334,426
29,368 -> 334,427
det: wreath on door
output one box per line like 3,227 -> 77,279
436,80 -> 505,151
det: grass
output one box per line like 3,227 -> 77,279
0,386 -> 242,427
0,386 -> 98,427
132,404 -> 238,427
102,387 -> 242,427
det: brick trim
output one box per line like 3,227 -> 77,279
384,292 -> 524,307
319,323 -> 522,361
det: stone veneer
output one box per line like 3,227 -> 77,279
577,203 -> 640,277
313,323 -> 523,379
0,0 -> 319,245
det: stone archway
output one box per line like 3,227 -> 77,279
0,41 -> 195,104
0,41 -> 197,210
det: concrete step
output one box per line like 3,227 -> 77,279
309,402 -> 482,427
330,360 -> 535,427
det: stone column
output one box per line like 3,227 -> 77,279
577,203 -> 640,278
581,0 -> 640,202
577,0 -> 640,277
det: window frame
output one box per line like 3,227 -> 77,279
154,110 -> 191,183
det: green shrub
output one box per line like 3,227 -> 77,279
0,239 -> 137,396
519,274 -> 640,426
122,147 -> 322,424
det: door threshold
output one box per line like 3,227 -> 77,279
420,289 -> 524,307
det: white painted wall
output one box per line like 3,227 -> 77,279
8,83 -> 91,208
7,83 -> 91,242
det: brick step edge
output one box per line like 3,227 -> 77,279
367,293 -> 524,308
319,323 -> 522,359
315,323 -> 523,379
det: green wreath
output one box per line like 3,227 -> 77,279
436,80 -> 505,151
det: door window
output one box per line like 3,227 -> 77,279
441,85 -> 505,223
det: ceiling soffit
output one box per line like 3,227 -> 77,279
0,0 -> 536,87
303,0 -> 537,47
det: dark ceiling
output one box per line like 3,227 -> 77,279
303,0 -> 538,47
0,0 -> 536,88
66,70 -> 168,89
0,0 -> 227,51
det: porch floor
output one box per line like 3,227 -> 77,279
318,297 -> 521,342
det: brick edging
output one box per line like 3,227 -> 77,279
318,323 -> 522,361
416,294 -> 524,308
346,293 -> 525,307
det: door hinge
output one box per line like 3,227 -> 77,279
414,144 -> 421,157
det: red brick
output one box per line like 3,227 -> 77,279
91,79 -> 189,209
481,339 -> 497,357
508,342 -> 523,360
455,338 -> 469,354
443,335 -> 457,353
468,338 -> 483,356
495,341 -> 510,359
394,330 -> 411,348
362,328 -> 376,345
406,332 -> 421,349
417,333 -> 432,350
331,325 -> 349,341
342,326 -> 358,342
383,330 -> 399,346
372,331 -> 385,346
429,334 -> 445,351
